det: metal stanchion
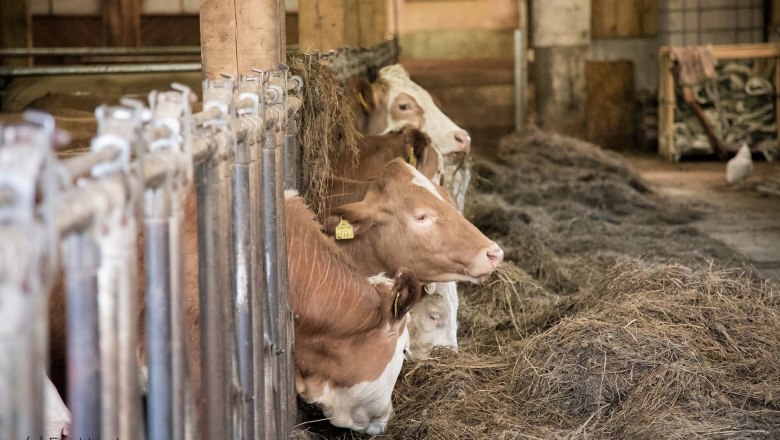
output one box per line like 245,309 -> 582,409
261,70 -> 283,439
0,114 -> 58,440
91,104 -> 144,440
197,77 -> 237,440
234,74 -> 262,440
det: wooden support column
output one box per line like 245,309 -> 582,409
102,0 -> 142,47
200,0 -> 283,80
0,0 -> 32,66
299,0 -> 388,52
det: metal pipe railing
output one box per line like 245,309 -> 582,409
0,66 -> 302,440
0,46 -> 201,57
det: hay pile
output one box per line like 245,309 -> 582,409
295,127 -> 779,439
290,57 -> 361,218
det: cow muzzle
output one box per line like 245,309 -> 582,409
467,241 -> 503,282
453,129 -> 471,153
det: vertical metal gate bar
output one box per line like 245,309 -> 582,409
261,126 -> 282,440
196,155 -> 235,440
145,186 -> 173,440
63,231 -> 102,439
234,149 -> 255,440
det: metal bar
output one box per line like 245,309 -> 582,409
63,231 -> 102,439
261,132 -> 281,440
62,147 -> 120,180
0,63 -> 202,77
233,136 -> 255,440
196,156 -> 234,440
283,114 -> 299,189
249,138 -> 267,440
145,186 -> 174,440
275,128 -> 295,435
0,46 -> 202,57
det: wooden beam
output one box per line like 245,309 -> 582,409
102,0 -> 142,47
1,0 -> 32,66
236,0 -> 283,74
299,0 -> 387,51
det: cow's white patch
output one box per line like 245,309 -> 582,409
367,273 -> 393,287
44,374 -> 71,439
284,189 -> 299,200
407,163 -> 444,201
305,326 -> 409,434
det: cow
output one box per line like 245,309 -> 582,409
331,125 -> 440,181
349,64 -> 471,156
324,158 -> 503,284
48,186 -> 423,435
285,190 -> 422,434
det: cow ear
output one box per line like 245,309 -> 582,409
348,77 -> 376,113
391,269 -> 422,319
325,201 -> 373,238
409,129 -> 431,165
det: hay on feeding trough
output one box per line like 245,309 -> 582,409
379,260 -> 780,439
293,127 -> 773,439
290,56 -> 361,219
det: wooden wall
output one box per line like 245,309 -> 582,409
591,0 -> 657,38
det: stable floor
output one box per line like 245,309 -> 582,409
625,152 -> 780,281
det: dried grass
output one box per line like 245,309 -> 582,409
290,56 -> 361,219
294,127 -> 780,439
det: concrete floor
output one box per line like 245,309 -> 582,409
625,153 -> 780,280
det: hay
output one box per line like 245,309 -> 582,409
294,127 -> 778,439
290,56 -> 361,219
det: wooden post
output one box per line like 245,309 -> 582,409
299,0 -> 388,52
102,0 -> 142,47
0,0 -> 32,66
200,0 -> 283,80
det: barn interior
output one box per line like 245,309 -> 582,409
2,0 -> 780,439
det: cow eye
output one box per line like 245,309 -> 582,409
399,103 -> 412,111
415,213 -> 427,221
428,312 -> 440,321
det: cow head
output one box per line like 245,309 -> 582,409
294,270 -> 421,435
407,284 -> 458,358
325,159 -> 503,283
351,64 -> 471,154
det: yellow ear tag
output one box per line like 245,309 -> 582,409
407,147 -> 417,167
335,217 -> 355,240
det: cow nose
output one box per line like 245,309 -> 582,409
485,243 -> 503,268
453,130 -> 471,152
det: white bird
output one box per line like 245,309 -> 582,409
726,143 -> 753,185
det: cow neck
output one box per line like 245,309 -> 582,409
285,196 -> 388,337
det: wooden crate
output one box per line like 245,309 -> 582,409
658,43 -> 780,161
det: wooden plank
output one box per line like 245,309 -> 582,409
298,0 -> 346,52
236,0 -> 282,73
1,0 -> 32,66
141,16 -> 200,47
199,0 -> 238,79
586,60 -> 635,149
659,44 -> 780,59
592,0 -> 655,38
101,0 -> 141,47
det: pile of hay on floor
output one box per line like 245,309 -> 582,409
290,56 -> 361,219
294,127 -> 777,439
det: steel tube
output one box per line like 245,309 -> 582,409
283,115 -> 299,189
233,142 -> 255,440
196,157 -> 235,440
249,141 -> 267,439
0,46 -> 201,57
63,231 -> 102,439
145,187 -> 174,440
261,133 -> 281,439
0,63 -> 201,77
275,129 -> 295,434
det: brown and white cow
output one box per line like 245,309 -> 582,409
350,64 -> 471,155
332,125 -> 440,181
285,190 -> 421,434
325,158 -> 502,284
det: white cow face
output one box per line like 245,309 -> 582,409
310,324 -> 409,435
407,286 -> 458,359
355,64 -> 471,155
